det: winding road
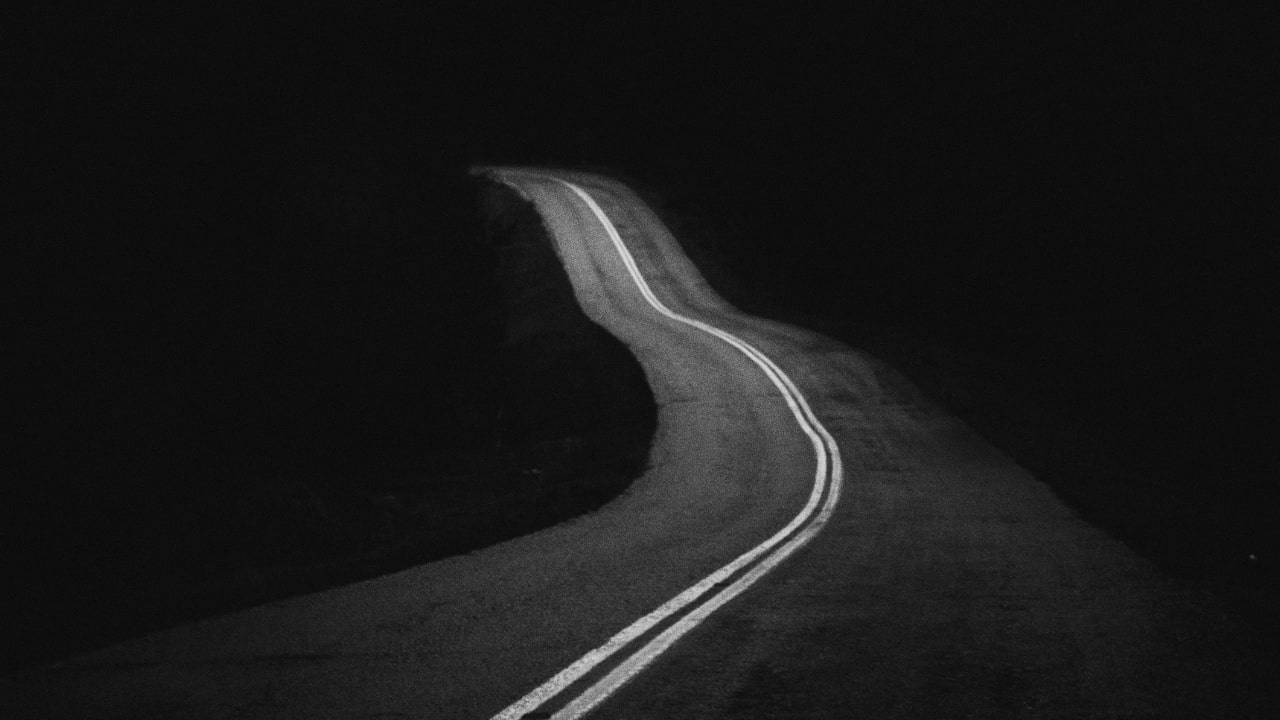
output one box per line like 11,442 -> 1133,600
1,169 -> 1274,718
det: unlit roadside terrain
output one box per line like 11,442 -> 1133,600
3,170 -> 1274,719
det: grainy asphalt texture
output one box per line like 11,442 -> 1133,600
2,171 -> 1273,719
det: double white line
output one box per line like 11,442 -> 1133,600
487,172 -> 844,720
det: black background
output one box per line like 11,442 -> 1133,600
8,4 -> 1276,623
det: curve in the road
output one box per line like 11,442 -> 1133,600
482,170 -> 845,720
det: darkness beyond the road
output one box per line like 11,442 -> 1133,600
8,5 -> 1276,671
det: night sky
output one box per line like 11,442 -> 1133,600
18,5 -> 1274,331
8,4 -> 1276,651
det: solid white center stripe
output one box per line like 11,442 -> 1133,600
487,172 -> 843,720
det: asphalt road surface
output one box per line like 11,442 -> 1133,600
2,170 -> 1274,719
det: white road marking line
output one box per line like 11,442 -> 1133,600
484,171 -> 843,720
